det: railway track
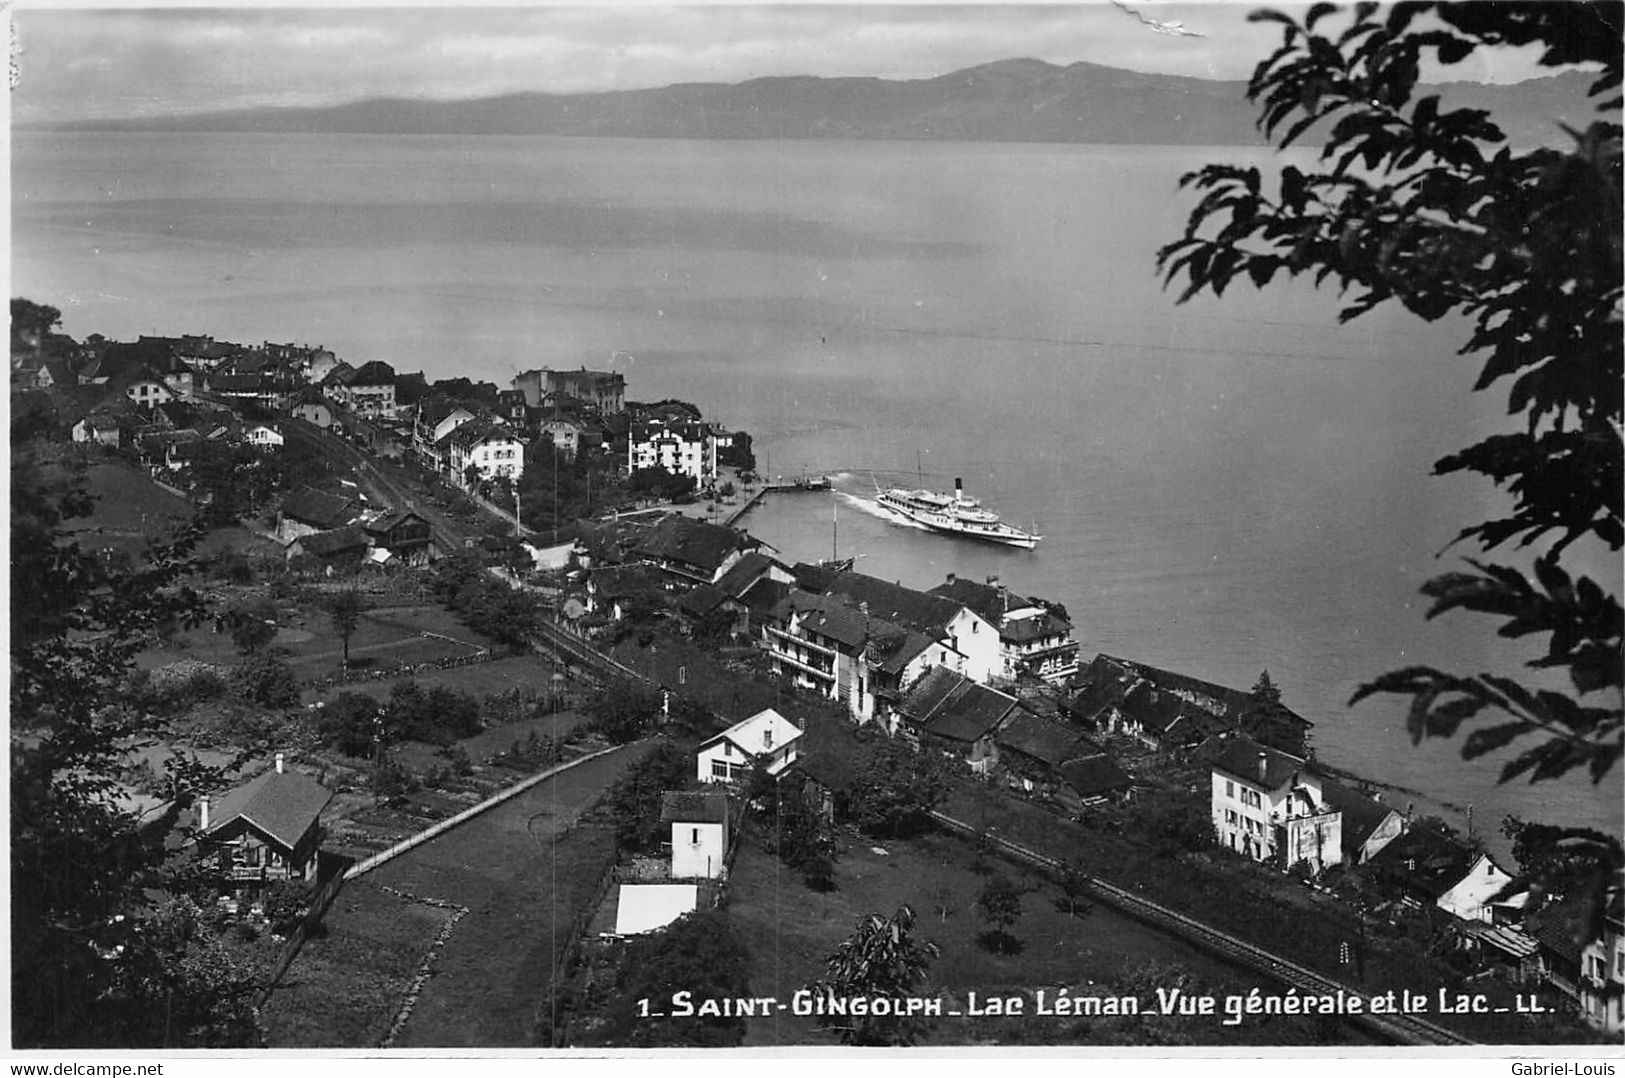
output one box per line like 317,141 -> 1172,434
930,810 -> 1476,1047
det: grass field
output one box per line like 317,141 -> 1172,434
266,742 -> 656,1047
306,653 -> 566,707
259,882 -> 454,1048
139,602 -> 491,682
721,822 -> 1330,1047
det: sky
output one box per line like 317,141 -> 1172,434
10,1 -> 1561,125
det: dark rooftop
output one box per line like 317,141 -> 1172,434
660,789 -> 729,825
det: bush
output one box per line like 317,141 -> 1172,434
317,693 -> 385,758
231,654 -> 300,709
262,880 -> 311,935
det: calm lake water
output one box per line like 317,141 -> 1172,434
14,131 -> 1621,851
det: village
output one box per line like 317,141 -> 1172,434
11,299 -> 1623,1048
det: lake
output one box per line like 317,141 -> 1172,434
13,131 -> 1621,850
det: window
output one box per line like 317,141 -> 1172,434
691,828 -> 701,846
711,760 -> 730,779
1226,780 -> 1234,798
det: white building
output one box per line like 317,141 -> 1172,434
766,589 -> 957,726
245,424 -> 285,448
440,418 -> 526,489
930,574 -> 1080,685
820,571 -> 1003,687
629,419 -> 718,484
123,373 -> 173,410
1209,735 -> 1342,875
662,789 -> 730,880
696,708 -> 802,785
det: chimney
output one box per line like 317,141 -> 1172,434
763,727 -> 774,750
986,574 -> 999,587
946,572 -> 956,586
199,797 -> 210,831
275,752 -> 285,774
1257,752 -> 1268,783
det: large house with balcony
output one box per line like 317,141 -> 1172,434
696,708 -> 802,785
766,588 -> 959,725
820,570 -> 1002,686
328,360 -> 398,418
194,754 -> 332,904
1208,734 -> 1341,875
929,573 -> 1079,685
1529,885 -> 1624,1035
439,417 -> 525,490
628,419 -> 719,484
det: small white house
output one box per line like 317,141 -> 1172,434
245,424 -> 285,448
1437,852 -> 1517,923
696,708 -> 802,785
662,789 -> 730,880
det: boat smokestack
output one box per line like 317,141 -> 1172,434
954,477 -> 964,503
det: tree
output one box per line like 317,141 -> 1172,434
11,454 -> 253,1047
316,692 -> 385,758
845,738 -> 956,838
585,677 -> 661,745
1500,815 -> 1624,928
605,744 -> 692,854
1241,669 -> 1309,755
328,587 -> 364,671
975,871 -> 1024,954
717,429 -> 756,472
588,910 -> 754,1047
1158,3 -> 1621,786
761,784 -> 841,891
1054,858 -> 1095,919
224,598 -> 277,654
810,905 -> 940,1046
230,652 -> 300,709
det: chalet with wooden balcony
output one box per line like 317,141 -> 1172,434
364,510 -> 435,567
195,754 -> 333,902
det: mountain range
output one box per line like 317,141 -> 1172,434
41,58 -> 1601,147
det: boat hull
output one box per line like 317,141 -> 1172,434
876,487 -> 1041,549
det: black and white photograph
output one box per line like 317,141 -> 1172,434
9,0 -> 1623,1058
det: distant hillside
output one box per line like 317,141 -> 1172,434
43,58 -> 1602,147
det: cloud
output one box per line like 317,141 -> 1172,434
10,3 -> 1556,125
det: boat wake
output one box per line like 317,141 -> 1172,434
841,491 -> 932,531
